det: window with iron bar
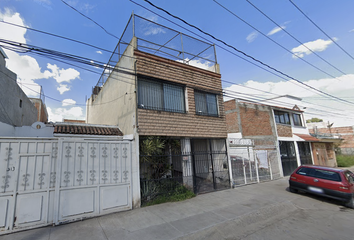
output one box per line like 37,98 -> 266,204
194,91 -> 218,117
138,78 -> 185,113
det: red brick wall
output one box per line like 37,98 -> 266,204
135,51 -> 227,138
276,124 -> 292,137
310,126 -> 354,149
239,104 -> 273,136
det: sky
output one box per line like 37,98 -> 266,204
1,0 -> 354,128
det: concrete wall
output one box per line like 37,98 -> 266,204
0,54 -> 37,126
86,38 -> 137,136
135,50 -> 227,138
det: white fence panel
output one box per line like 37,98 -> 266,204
0,138 -> 133,235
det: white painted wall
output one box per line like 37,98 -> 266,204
86,37 -> 137,136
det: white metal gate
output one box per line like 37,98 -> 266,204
228,138 -> 275,186
0,138 -> 132,234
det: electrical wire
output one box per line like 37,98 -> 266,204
142,0 -> 354,106
213,0 -> 344,78
289,0 -> 354,62
60,0 -> 119,40
245,0 -> 346,75
3,37 -> 354,120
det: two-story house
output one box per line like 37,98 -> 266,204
86,14 -> 229,204
225,99 -> 337,177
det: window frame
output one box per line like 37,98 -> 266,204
292,113 -> 303,127
194,90 -> 219,117
274,110 -> 290,125
137,77 -> 186,114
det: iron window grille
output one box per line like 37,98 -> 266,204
194,91 -> 218,117
138,78 -> 186,113
274,110 -> 290,125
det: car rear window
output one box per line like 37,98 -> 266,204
314,169 -> 341,182
296,167 -> 315,176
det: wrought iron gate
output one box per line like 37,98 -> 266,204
279,141 -> 298,176
191,139 -> 229,194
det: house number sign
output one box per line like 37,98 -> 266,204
6,166 -> 15,172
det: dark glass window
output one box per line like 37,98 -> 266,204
314,169 -> 341,182
138,78 -> 185,113
274,110 -> 290,124
293,113 -> 302,126
195,91 -> 218,117
297,167 -> 315,176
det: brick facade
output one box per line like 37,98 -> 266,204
309,126 -> 354,154
276,124 -> 293,137
238,103 -> 273,137
225,100 -> 275,137
135,50 -> 227,138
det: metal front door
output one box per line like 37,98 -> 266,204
279,141 -> 298,176
191,139 -> 229,194
297,142 -> 313,165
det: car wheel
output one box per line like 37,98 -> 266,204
289,187 -> 298,193
344,195 -> 354,209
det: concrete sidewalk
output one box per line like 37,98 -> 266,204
1,176 -> 352,240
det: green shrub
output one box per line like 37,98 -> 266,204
142,183 -> 195,207
336,155 -> 354,167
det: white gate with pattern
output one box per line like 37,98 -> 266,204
0,138 -> 132,234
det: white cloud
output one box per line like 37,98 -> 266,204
349,29 -> 354,33
57,84 -> 70,94
267,26 -> 286,36
62,99 -> 76,106
47,106 -> 83,122
96,51 -> 102,54
246,31 -> 258,43
144,26 -> 166,36
0,9 -> 80,96
176,58 -> 214,71
224,74 -> 354,127
291,38 -> 336,59
45,63 -> 80,83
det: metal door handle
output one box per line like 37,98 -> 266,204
314,179 -> 319,182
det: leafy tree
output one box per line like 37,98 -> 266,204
306,118 -> 323,123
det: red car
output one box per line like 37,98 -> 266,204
289,165 -> 354,208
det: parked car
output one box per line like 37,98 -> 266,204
289,165 -> 354,208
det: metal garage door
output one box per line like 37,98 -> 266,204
0,138 -> 132,234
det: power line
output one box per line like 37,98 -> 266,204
289,0 -> 354,62
141,0 -> 354,106
245,0 -> 346,75
3,36 -> 354,120
60,0 -> 119,40
213,0 -> 345,78
0,20 -> 114,54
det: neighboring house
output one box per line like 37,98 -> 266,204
225,99 -> 338,177
86,14 -> 229,203
63,119 -> 85,123
30,96 -> 48,123
0,47 -> 38,126
309,124 -> 352,155
0,122 -> 136,234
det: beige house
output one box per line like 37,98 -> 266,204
86,14 -> 229,204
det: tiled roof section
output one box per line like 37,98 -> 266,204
54,124 -> 123,136
294,134 -> 319,142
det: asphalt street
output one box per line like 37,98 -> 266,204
1,173 -> 353,240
